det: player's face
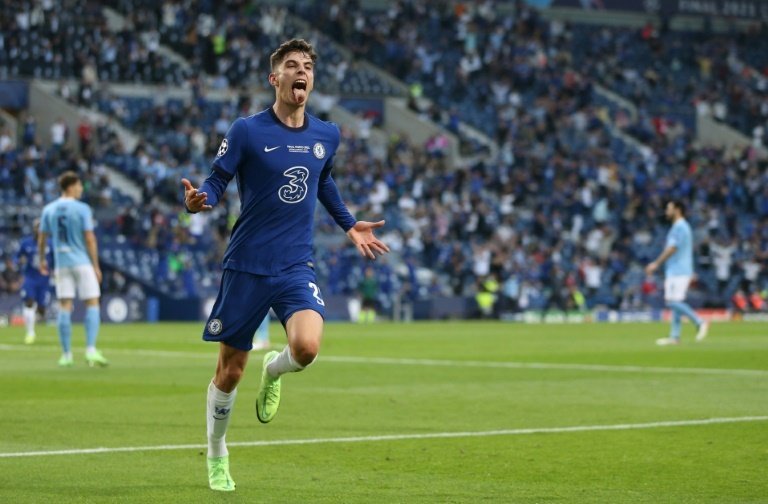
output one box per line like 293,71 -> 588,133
70,180 -> 84,199
271,51 -> 315,107
665,202 -> 676,220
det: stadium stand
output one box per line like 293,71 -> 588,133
1,1 -> 766,320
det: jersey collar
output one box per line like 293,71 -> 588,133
268,107 -> 309,132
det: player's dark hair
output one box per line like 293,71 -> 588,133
668,199 -> 686,216
270,38 -> 317,71
58,170 -> 80,191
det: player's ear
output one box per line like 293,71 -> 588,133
268,72 -> 278,87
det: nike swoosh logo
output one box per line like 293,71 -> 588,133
264,146 -> 280,152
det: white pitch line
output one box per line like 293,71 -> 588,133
2,344 -> 768,377
1,416 -> 766,459
320,356 -> 768,377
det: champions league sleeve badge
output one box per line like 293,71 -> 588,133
217,138 -> 229,158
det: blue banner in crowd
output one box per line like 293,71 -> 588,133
0,81 -> 29,109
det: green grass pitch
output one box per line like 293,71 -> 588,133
1,321 -> 767,503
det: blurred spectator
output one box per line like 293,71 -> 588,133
0,258 -> 22,294
357,266 -> 379,323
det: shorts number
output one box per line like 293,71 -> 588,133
308,282 -> 325,306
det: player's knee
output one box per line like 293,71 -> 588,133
292,343 -> 318,368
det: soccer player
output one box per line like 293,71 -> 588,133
39,171 -> 108,367
645,199 -> 709,345
182,38 -> 390,492
15,219 -> 52,344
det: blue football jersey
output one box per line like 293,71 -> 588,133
665,218 -> 694,276
15,235 -> 52,280
40,198 -> 95,268
201,108 -> 356,275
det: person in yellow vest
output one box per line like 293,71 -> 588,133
475,275 -> 499,319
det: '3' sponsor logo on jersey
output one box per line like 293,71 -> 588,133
278,166 -> 309,204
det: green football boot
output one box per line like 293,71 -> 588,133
207,455 -> 235,492
256,350 -> 281,423
58,354 -> 74,367
85,349 -> 109,367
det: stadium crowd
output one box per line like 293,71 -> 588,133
1,0 -> 767,317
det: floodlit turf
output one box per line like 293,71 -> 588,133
1,321 -> 767,503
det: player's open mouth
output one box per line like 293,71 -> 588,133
291,79 -> 308,104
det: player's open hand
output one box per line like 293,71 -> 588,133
182,178 -> 212,212
347,220 -> 390,260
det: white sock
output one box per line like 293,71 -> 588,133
23,306 -> 36,334
267,345 -> 309,378
206,381 -> 237,458
86,345 -> 96,354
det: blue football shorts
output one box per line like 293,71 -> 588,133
203,265 -> 326,351
20,277 -> 50,307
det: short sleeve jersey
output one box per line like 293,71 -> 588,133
665,218 -> 694,277
40,198 -> 94,268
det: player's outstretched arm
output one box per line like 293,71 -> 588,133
182,178 -> 212,213
346,220 -> 390,260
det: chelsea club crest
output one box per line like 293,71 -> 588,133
313,142 -> 325,159
207,318 -> 223,335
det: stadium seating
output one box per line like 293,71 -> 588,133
1,1 -> 767,316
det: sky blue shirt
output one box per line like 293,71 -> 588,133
40,198 -> 94,268
665,218 -> 694,277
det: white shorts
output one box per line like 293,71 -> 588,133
55,265 -> 101,300
664,276 -> 691,302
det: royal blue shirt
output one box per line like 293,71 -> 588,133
198,108 -> 357,275
15,235 -> 52,281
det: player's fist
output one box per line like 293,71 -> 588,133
182,178 -> 212,213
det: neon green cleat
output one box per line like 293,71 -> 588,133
256,350 -> 281,424
85,350 -> 109,367
207,456 -> 235,492
24,332 -> 36,345
58,355 -> 74,367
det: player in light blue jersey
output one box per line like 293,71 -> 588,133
645,199 -> 709,345
15,219 -> 53,344
39,171 -> 108,367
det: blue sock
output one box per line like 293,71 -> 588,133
668,301 -> 703,328
58,310 -> 72,354
84,306 -> 100,349
254,315 -> 269,343
669,306 -> 682,339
